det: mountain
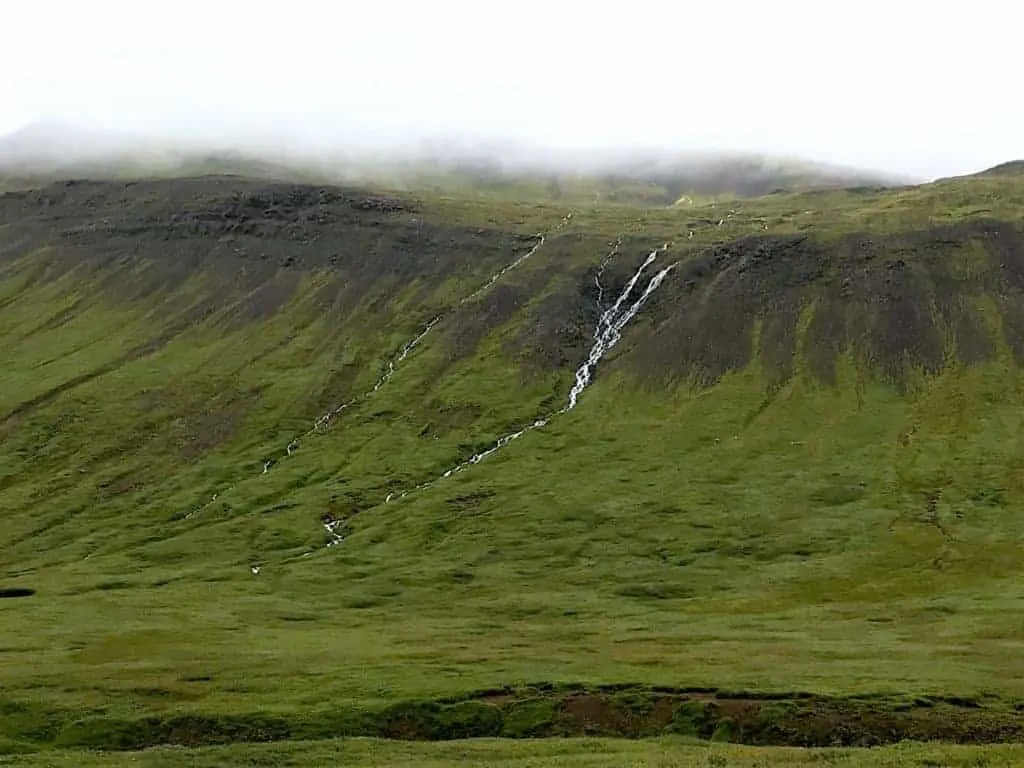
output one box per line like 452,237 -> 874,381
2,166 -> 1024,757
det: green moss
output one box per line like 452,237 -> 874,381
711,718 -> 736,742
501,699 -> 558,738
670,702 -> 715,738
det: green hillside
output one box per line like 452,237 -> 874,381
2,168 -> 1024,759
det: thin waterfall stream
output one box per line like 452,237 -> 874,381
381,244 -> 677,510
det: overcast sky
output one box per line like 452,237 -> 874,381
1,0 -> 1019,179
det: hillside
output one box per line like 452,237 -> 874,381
3,169 -> 1024,757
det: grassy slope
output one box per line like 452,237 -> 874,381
2,171 -> 1024,753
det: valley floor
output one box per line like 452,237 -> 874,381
9,738 -> 1024,768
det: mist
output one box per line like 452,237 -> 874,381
1,0 -> 1020,182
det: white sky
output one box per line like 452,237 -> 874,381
1,0 -> 1020,179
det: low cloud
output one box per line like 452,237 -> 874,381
0,0 -> 1019,180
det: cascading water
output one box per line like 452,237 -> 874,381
567,246 -> 675,410
384,244 -> 677,505
594,237 -> 621,307
386,415 -> 552,503
323,518 -> 345,547
460,233 -> 549,306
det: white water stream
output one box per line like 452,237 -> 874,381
567,244 -> 674,410
385,243 -> 677,505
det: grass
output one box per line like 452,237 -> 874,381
2,170 -> 1024,759
6,738 -> 1024,767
